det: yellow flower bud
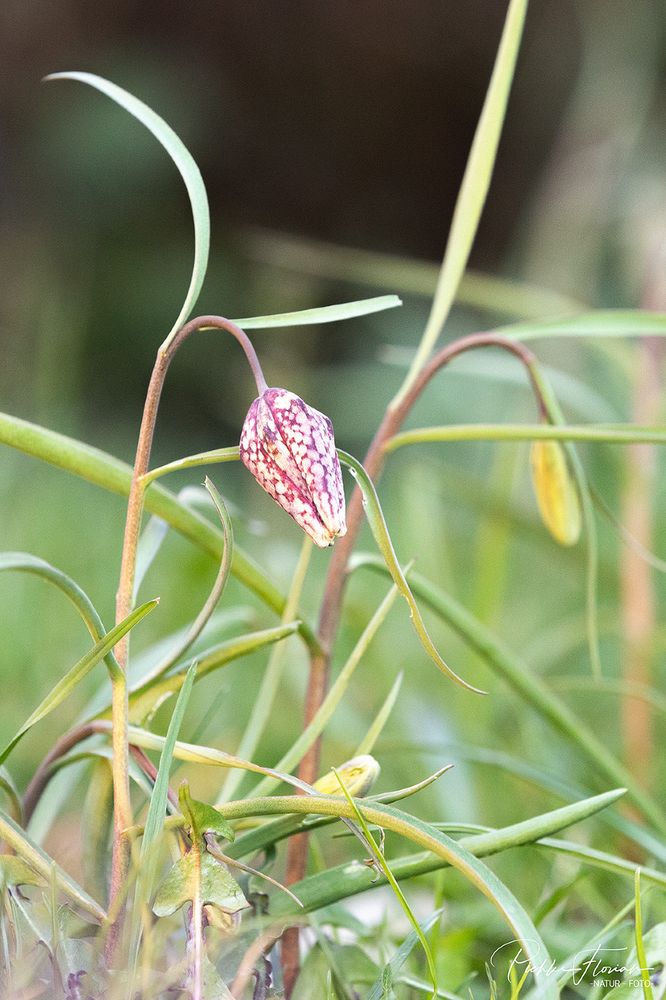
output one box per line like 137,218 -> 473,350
313,755 -> 380,798
530,439 -> 581,546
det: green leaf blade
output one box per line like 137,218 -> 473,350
45,72 -> 209,349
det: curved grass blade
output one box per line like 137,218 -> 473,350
0,599 -> 157,767
351,554 -> 666,832
334,768 -> 439,999
233,295 -> 401,329
209,794 -> 561,998
266,789 -> 626,919
0,809 -> 105,922
142,446 -> 240,488
45,72 -> 209,351
338,450 -> 484,694
0,551 -> 122,677
0,410 -> 321,654
393,0 -> 529,405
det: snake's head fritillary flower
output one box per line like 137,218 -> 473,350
240,388 -> 347,548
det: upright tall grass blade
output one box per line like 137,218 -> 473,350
338,451 -> 484,693
334,769 -> 439,1000
45,72 -> 209,351
0,600 -> 157,766
128,662 -> 197,986
393,0 -> 529,405
367,911 -> 444,1000
233,295 -> 401,329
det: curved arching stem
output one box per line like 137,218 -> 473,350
108,315 -> 267,958
281,332 -> 544,992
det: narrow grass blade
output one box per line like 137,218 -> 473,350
354,672 -> 403,756
233,295 -> 401,329
0,810 -> 105,922
338,450 -> 484,694
350,554 -> 666,832
0,599 -> 157,766
539,839 -> 666,892
635,871 -> 656,1000
367,911 -> 444,1000
393,0 -> 529,405
334,768 -> 439,1000
0,410 -> 321,654
46,72 -> 209,351
386,423 -> 666,451
0,551 -> 122,676
129,661 -> 197,982
219,537 -> 312,804
501,310 -> 666,341
246,578 -> 402,801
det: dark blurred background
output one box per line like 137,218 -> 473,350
1,0 -> 666,817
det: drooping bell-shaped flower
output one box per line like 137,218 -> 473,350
240,388 -> 347,547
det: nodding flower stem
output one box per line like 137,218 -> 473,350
108,315 -> 267,958
281,331 -> 547,995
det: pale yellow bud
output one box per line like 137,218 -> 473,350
530,439 -> 582,546
313,755 -> 380,798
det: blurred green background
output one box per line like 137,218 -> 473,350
1,0 -> 666,875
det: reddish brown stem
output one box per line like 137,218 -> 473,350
282,331 -> 542,995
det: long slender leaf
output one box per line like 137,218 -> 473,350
393,0 -> 529,404
386,423 -> 666,451
335,768 -> 439,999
46,72 -> 209,350
354,671 -> 403,756
265,789 -> 627,918
129,661 -> 197,983
367,911 -> 444,1000
0,599 -> 157,766
501,310 -> 666,340
233,295 -> 401,329
338,450 -> 483,693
